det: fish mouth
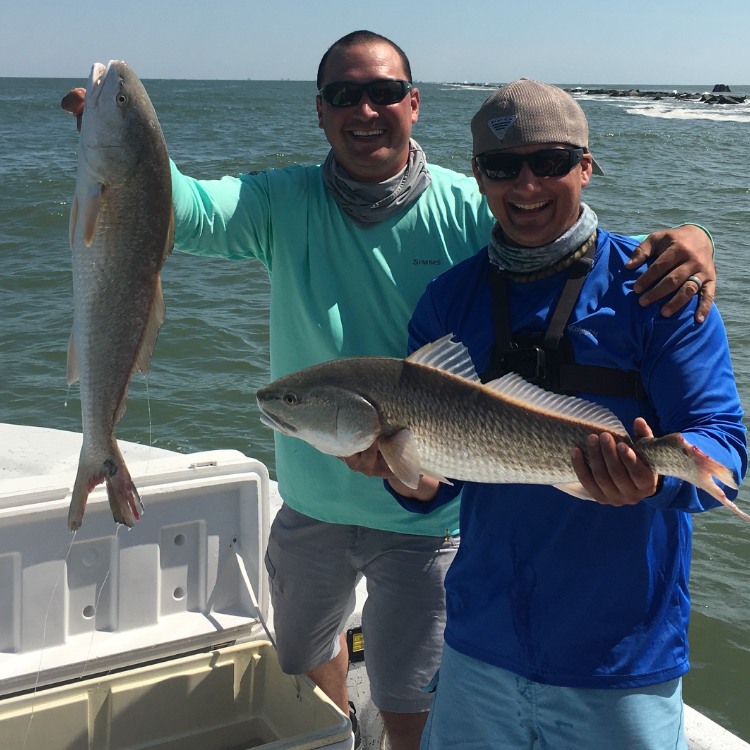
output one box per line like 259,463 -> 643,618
258,408 -> 298,435
86,61 -> 109,105
87,60 -> 124,105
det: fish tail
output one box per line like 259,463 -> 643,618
68,444 -> 143,530
104,446 -> 143,527
642,434 -> 747,523
68,457 -> 104,531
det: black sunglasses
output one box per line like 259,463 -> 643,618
475,148 -> 584,181
318,79 -> 413,108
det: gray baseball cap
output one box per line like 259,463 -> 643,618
471,79 -> 605,175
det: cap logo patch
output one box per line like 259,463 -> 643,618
487,115 -> 517,141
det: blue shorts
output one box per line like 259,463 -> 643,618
421,643 -> 687,750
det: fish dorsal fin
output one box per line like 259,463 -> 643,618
378,429 -> 422,489
405,334 -> 480,382
134,275 -> 166,375
484,372 -> 628,435
82,184 -> 103,246
66,330 -> 80,385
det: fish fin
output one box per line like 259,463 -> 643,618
420,467 -> 454,486
106,454 -> 143,527
69,193 -> 78,248
114,384 -> 129,425
483,372 -> 628,436
660,435 -> 748,522
378,429 -> 422,489
66,330 -> 80,385
134,275 -> 166,375
406,334 -> 480,382
81,184 -> 103,246
68,443 -> 142,530
553,482 -> 596,501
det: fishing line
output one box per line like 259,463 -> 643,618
22,530 -> 77,750
79,525 -> 120,680
144,372 -> 153,474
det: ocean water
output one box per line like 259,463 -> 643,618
1,78 -> 749,738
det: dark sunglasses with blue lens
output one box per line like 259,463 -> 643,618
318,79 -> 413,108
475,148 -> 584,181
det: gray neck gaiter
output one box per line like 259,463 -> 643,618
322,139 -> 432,228
488,203 -> 599,274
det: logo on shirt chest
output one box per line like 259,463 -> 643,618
413,259 -> 442,266
568,324 -> 599,339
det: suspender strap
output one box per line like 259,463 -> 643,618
542,235 -> 597,351
557,364 -> 647,400
484,233 -> 647,400
487,266 -> 513,372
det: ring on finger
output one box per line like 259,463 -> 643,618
687,275 -> 703,291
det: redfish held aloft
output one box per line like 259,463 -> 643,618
64,61 -> 173,531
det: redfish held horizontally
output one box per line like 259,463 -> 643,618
256,335 -> 747,522
63,61 -> 173,530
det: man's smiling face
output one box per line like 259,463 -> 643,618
472,143 -> 593,247
316,41 -> 419,183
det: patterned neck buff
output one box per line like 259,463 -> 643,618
488,202 -> 599,274
322,139 -> 432,228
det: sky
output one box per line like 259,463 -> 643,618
2,0 -> 749,85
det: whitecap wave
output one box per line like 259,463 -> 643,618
570,92 -> 750,123
623,101 -> 750,123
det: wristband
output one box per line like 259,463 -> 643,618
677,223 -> 715,258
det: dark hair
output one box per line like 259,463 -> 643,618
316,30 -> 412,90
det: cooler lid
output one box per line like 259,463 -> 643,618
0,430 -> 270,698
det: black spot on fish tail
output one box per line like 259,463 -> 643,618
104,458 -> 118,477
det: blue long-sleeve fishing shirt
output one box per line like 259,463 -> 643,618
390,228 -> 747,689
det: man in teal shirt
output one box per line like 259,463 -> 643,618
66,30 -> 717,750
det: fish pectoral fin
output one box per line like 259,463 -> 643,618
134,275 -> 166,375
553,482 -> 596,502
66,330 -> 80,385
419,467 -> 454,486
406,334 -> 480,383
82,184 -> 103,247
378,429 -> 422,489
69,193 -> 79,248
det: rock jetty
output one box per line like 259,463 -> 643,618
445,83 -> 746,105
563,86 -> 746,105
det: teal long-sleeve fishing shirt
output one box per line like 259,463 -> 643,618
171,160 -> 494,534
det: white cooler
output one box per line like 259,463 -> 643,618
0,443 -> 351,750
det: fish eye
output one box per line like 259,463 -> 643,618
283,393 -> 298,406
117,93 -> 128,107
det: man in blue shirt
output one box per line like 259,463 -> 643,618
377,80 -> 747,749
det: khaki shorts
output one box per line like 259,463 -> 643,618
265,503 -> 458,713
